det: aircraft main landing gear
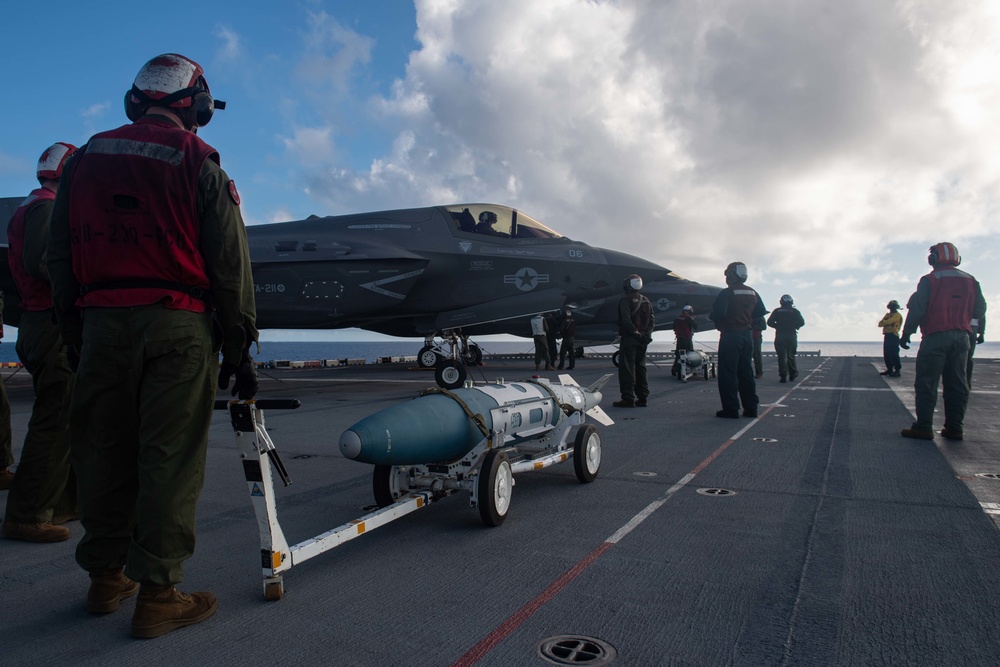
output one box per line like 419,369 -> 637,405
420,329 -> 482,388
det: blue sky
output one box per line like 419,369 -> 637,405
1,0 -> 996,343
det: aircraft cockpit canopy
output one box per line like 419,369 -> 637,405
445,204 -> 563,240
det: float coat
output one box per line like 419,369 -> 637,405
339,379 -> 603,466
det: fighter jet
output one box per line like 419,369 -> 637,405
0,200 -> 721,387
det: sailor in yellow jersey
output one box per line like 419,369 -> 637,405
878,300 -> 903,377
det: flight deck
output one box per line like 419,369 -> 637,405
2,353 -> 999,666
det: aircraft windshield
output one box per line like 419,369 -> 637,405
445,204 -> 562,240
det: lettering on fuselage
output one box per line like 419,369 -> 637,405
504,267 -> 550,292
346,224 -> 412,230
469,260 -> 494,272
255,283 -> 287,294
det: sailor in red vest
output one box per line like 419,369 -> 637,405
48,53 -> 258,638
3,142 -> 79,543
671,305 -> 697,377
899,243 -> 986,441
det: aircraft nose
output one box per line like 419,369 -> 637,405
339,430 -> 362,459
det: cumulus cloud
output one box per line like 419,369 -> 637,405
275,0 -> 998,339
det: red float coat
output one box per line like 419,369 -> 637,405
67,117 -> 218,312
7,188 -> 55,311
921,268 -> 977,336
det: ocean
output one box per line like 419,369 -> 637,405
0,338 -> 994,365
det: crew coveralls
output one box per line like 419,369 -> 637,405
767,306 -> 805,381
5,190 -> 76,525
671,312 -> 697,376
531,314 -> 551,370
710,284 -> 766,415
48,116 -> 258,586
618,292 -> 654,403
878,310 -> 903,375
558,314 -> 576,370
901,267 -> 987,434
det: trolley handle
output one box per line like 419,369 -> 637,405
214,399 -> 301,411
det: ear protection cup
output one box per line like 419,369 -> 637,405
192,90 -> 215,127
125,88 -> 145,122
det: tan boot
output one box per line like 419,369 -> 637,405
88,569 -> 139,614
131,585 -> 218,639
2,520 -> 70,543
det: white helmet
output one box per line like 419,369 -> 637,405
624,274 -> 643,292
36,142 -> 77,184
724,262 -> 748,285
682,305 -> 694,313
124,53 -> 225,129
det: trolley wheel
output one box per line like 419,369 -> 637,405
612,351 -> 620,368
418,345 -> 440,368
373,465 -> 406,508
573,424 -> 601,483
463,343 -> 483,366
478,450 -> 513,527
435,360 -> 468,389
264,579 -> 283,601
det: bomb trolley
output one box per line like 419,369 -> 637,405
217,383 -> 609,601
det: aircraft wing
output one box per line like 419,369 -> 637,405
432,287 -> 567,332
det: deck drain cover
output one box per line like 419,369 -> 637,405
537,635 -> 617,665
697,488 -> 736,496
975,473 -> 1000,479
753,437 -> 778,443
634,471 -> 657,477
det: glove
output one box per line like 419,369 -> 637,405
219,352 -> 258,399
899,334 -> 910,350
977,333 -> 985,344
232,354 -> 259,399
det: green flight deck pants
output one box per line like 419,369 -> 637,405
912,329 -> 971,433
72,306 -> 214,586
4,310 -> 74,524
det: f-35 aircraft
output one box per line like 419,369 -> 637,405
0,199 -> 721,387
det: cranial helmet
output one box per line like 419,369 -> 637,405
887,300 -> 900,310
624,274 -> 643,292
780,294 -> 794,306
724,262 -> 748,285
928,242 -> 961,267
36,142 -> 77,184
124,53 -> 226,129
682,305 -> 694,313
478,211 -> 497,225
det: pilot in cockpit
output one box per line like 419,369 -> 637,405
475,211 -> 507,237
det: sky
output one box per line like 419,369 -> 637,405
1,0 -> 996,343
